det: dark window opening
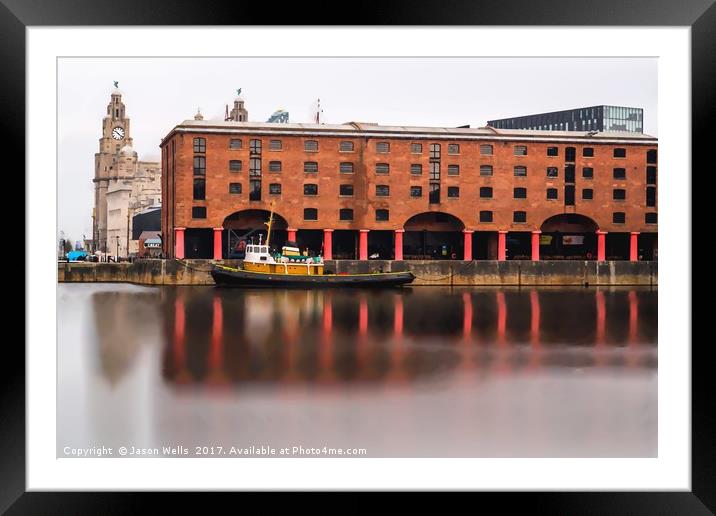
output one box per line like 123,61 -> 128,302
304,208 -> 318,220
565,165 -> 575,183
376,184 -> 390,197
480,187 -> 493,199
646,166 -> 657,184
192,206 -> 206,219
513,211 -> 527,223
193,178 -> 205,200
447,186 -> 459,198
339,184 -> 354,196
646,186 -> 656,207
304,183 -> 318,196
229,183 -> 242,194
547,146 -> 558,156
613,148 -> 626,158
583,147 -> 594,157
340,162 -> 354,174
613,189 -> 626,200
514,187 -> 527,199
376,209 -> 389,221
547,167 -> 559,178
514,166 -> 527,177
613,212 -> 626,224
613,168 -> 626,180
565,147 -> 576,162
645,212 -> 657,224
339,208 -> 354,221
269,183 -> 281,194
479,211 -> 493,223
547,188 -> 558,200
410,186 -> 422,197
647,149 -> 657,164
429,184 -> 440,204
304,161 -> 318,173
249,180 -> 261,201
565,185 -> 575,206
582,188 -> 593,199
583,167 -> 594,179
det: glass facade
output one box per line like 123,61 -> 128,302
488,105 -> 644,133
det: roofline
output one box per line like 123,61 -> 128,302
487,105 -> 644,124
160,123 -> 657,146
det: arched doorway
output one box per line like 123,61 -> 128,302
222,209 -> 289,259
540,214 -> 598,259
403,212 -> 465,260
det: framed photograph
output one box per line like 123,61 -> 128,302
8,0 -> 711,509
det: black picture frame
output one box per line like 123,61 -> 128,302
6,0 -> 711,509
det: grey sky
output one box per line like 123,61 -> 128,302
57,57 -> 657,243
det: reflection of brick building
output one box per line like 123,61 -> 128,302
160,110 -> 657,262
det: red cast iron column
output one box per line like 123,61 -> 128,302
323,229 -> 333,260
597,230 -> 607,261
213,227 -> 223,260
531,230 -> 541,261
630,232 -> 640,261
359,230 -> 369,261
497,230 -> 507,261
394,229 -> 404,260
174,227 -> 185,259
463,230 -> 473,261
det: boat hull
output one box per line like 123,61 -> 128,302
211,266 -> 415,288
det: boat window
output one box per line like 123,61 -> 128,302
261,246 -> 268,253
260,256 -> 267,261
247,246 -> 253,253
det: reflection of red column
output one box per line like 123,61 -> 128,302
359,296 -> 368,336
319,296 -> 333,377
213,227 -> 223,260
497,291 -> 507,345
530,290 -> 540,347
596,290 -> 606,345
462,292 -> 472,340
498,231 -> 507,261
208,294 -> 227,384
463,230 -> 474,261
629,290 -> 639,344
173,294 -> 191,383
531,231 -> 541,261
359,230 -> 369,260
394,229 -> 404,260
287,228 -> 297,242
597,230 -> 607,261
174,227 -> 186,259
393,295 -> 404,339
323,229 -> 333,260
630,232 -> 640,261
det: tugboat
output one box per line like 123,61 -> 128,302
211,209 -> 415,288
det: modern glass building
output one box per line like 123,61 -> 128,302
488,106 -> 644,133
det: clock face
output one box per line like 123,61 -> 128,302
111,127 -> 125,140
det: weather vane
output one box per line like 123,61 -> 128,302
237,88 -> 241,96
114,81 -> 119,88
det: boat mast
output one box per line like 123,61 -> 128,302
264,201 -> 275,247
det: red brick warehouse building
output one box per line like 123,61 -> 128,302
160,107 -> 657,262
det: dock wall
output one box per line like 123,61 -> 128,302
58,259 -> 657,286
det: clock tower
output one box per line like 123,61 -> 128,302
94,86 -> 133,252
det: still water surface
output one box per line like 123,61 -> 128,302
58,284 -> 657,457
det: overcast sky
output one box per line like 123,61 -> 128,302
57,57 -> 657,243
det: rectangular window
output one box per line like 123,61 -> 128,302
249,179 -> 261,201
479,210 -> 493,223
514,187 -> 527,199
480,187 -> 493,199
304,184 -> 318,196
339,184 -> 354,196
304,161 -> 318,173
269,183 -> 281,195
547,188 -> 558,200
304,208 -> 318,220
583,167 -> 594,179
565,147 -> 576,162
249,157 -> 261,176
480,144 -> 493,155
480,165 -> 493,176
193,178 -> 205,200
268,161 -> 281,172
447,144 -> 460,155
646,186 -> 656,207
250,139 -> 262,154
410,186 -> 423,197
193,137 -> 206,153
411,143 -> 423,154
646,166 -> 657,184
613,148 -> 626,158
447,186 -> 459,198
192,206 -> 206,219
582,188 -> 593,200
613,168 -> 626,180
304,140 -> 318,152
514,145 -> 527,156
429,143 -> 441,159
229,159 -> 242,172
229,183 -> 242,194
547,146 -> 558,156
613,189 -> 626,200
339,208 -> 354,221
339,162 -> 354,174
410,164 -> 422,175
229,138 -> 242,150
375,209 -> 389,221
376,185 -> 390,197
269,140 -> 282,151
513,211 -> 527,223
613,212 -> 626,224
645,212 -> 657,224
565,165 -> 575,183
192,155 -> 207,176
647,149 -> 657,164
565,185 -> 575,206
583,147 -> 594,157
340,141 -> 354,152
514,166 -> 527,177
546,167 -> 558,178
447,164 -> 459,176
375,163 -> 390,175
376,142 -> 390,153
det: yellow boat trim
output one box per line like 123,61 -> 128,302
215,265 -> 406,277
